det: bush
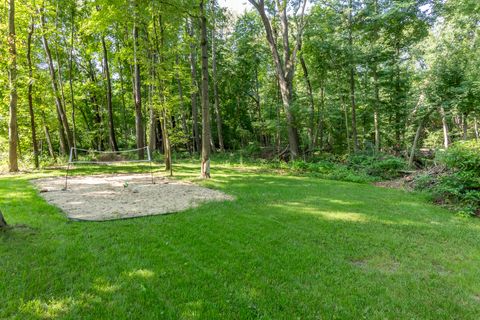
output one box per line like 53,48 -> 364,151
347,153 -> 407,179
416,141 -> 480,216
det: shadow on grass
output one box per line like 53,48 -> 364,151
2,165 -> 480,319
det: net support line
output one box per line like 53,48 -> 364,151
64,146 -> 154,190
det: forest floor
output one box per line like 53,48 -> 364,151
1,160 -> 480,319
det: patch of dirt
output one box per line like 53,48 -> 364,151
31,174 -> 233,221
374,176 -> 415,191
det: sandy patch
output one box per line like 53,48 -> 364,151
31,174 -> 233,221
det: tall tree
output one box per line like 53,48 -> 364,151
40,6 -> 73,154
211,0 -> 224,151
200,0 -> 211,178
248,0 -> 307,159
101,35 -> 119,151
8,0 -> 19,172
133,1 -> 145,159
27,16 -> 39,169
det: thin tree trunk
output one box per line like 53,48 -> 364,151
133,6 -> 145,159
409,109 -> 434,168
200,0 -> 211,178
299,48 -> 315,151
101,36 -> 118,151
409,122 -> 423,168
40,8 -> 73,153
27,17 -> 39,169
474,116 -> 479,141
462,113 -> 468,140
439,106 -> 450,149
211,0 -> 224,152
8,0 -> 19,172
188,19 -> 201,153
68,9 -> 77,158
348,0 -> 359,152
148,77 -> 156,154
44,124 -> 56,160
317,81 -> 325,150
373,65 -> 380,152
176,56 -> 190,152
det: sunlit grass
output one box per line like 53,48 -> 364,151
1,160 -> 480,319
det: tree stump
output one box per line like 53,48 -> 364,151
0,210 -> 7,228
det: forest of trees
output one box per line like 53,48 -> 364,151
1,0 -> 479,174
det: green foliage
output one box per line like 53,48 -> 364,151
416,141 -> 480,216
346,153 -> 407,179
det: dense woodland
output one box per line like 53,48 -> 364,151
1,0 -> 479,174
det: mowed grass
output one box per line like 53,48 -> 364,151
1,161 -> 480,319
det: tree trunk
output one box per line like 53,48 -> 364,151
249,0 -> 307,160
0,210 -> 7,228
348,0 -> 359,152
68,9 -> 77,158
409,122 -> 424,168
133,11 -> 145,159
211,0 -> 224,152
462,113 -> 468,140
439,106 -> 450,149
188,20 -> 201,153
409,109 -> 434,168
176,56 -> 190,152
27,16 -> 39,169
88,61 -> 103,150
299,48 -> 315,151
474,116 -> 479,141
101,36 -> 118,151
40,8 -> 73,153
44,124 -> 56,160
372,65 -> 381,152
8,0 -> 18,172
200,0 -> 211,178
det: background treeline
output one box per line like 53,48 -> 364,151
1,0 -> 479,167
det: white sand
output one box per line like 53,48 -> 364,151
31,174 -> 233,221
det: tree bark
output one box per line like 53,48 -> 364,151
133,5 -> 145,159
474,116 -> 479,141
27,16 -> 39,169
8,0 -> 19,172
348,0 -> 359,152
188,19 -> 201,153
176,56 -> 190,152
299,44 -> 315,151
200,0 -> 211,178
68,9 -> 77,158
101,36 -> 119,151
40,8 -> 73,153
439,106 -> 450,149
249,0 -> 307,160
211,0 -> 224,152
44,124 -> 56,160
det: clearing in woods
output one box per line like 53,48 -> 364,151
1,162 -> 480,319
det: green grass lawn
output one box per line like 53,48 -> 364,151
1,161 -> 480,319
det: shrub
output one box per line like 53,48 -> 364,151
416,141 -> 480,216
347,153 -> 407,179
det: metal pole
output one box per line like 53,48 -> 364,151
63,147 -> 74,190
146,146 -> 154,184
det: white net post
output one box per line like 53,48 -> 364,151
64,147 -> 74,190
